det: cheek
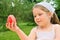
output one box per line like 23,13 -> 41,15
42,15 -> 49,22
40,15 -> 49,23
39,15 -> 47,21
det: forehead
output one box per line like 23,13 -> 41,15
33,8 -> 40,12
33,8 -> 46,14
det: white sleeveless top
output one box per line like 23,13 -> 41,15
36,26 -> 55,40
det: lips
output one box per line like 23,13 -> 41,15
37,21 -> 41,23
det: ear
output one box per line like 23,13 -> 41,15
47,12 -> 53,18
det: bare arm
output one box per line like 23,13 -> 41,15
15,27 -> 36,40
15,26 -> 29,40
54,24 -> 60,40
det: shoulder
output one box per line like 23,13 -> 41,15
30,26 -> 37,33
53,24 -> 60,33
53,24 -> 60,39
28,26 -> 37,37
53,24 -> 60,29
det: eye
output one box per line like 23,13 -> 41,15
39,14 -> 42,16
34,15 -> 36,18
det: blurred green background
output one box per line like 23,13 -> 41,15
0,0 -> 60,40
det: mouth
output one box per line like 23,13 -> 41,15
37,21 -> 41,23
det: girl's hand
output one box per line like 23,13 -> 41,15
6,15 -> 18,32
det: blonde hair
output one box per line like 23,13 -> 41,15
33,5 -> 60,24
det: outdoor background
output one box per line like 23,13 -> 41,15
0,0 -> 60,40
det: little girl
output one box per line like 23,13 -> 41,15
6,2 -> 60,40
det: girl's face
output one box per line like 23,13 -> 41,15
33,8 -> 51,27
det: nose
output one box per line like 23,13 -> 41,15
36,16 -> 40,20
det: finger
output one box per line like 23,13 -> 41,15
7,23 -> 13,30
6,23 -> 8,27
6,22 -> 10,29
14,21 -> 16,27
10,22 -> 14,28
6,23 -> 9,28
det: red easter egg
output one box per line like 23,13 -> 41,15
7,15 -> 16,28
8,16 -> 12,24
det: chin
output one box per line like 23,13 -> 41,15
36,23 -> 41,26
37,23 -> 44,26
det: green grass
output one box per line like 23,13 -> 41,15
0,22 -> 35,40
0,31 -> 20,40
